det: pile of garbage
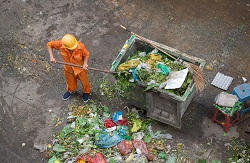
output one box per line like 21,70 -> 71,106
116,49 -> 192,96
47,102 -> 178,163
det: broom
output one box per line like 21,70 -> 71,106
120,25 -> 204,92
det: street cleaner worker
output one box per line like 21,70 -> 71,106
47,34 -> 90,102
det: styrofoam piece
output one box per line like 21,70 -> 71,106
211,72 -> 233,90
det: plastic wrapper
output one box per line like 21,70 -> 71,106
132,132 -> 144,140
105,126 -> 117,132
117,126 -> 128,136
118,59 -> 140,71
125,153 -> 148,163
148,125 -> 172,139
104,119 -> 116,128
131,68 -> 138,81
164,68 -> 189,89
96,132 -> 123,148
131,119 -> 142,133
77,153 -> 106,163
116,117 -> 128,126
156,63 -> 170,75
139,52 -> 146,57
112,111 -> 123,123
136,63 -> 151,71
133,140 -> 148,155
117,140 -> 134,155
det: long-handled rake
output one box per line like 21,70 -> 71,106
55,61 -> 117,74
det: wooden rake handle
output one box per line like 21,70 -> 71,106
55,61 -> 117,74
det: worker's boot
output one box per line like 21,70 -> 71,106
63,91 -> 72,101
82,93 -> 89,103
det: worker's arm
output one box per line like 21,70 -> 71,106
79,42 -> 90,70
47,40 -> 62,63
48,46 -> 56,63
83,56 -> 89,70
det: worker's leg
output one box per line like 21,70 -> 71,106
78,70 -> 91,94
64,70 -> 77,93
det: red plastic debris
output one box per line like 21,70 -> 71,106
117,140 -> 134,155
133,140 -> 155,161
77,153 -> 106,163
116,117 -> 128,126
104,119 -> 116,128
133,140 -> 148,154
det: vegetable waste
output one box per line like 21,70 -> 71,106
116,49 -> 193,96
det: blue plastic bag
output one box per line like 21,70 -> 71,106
112,111 -> 123,123
131,68 -> 139,81
118,126 -> 128,137
96,132 -> 123,148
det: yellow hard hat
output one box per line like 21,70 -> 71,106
61,34 -> 78,50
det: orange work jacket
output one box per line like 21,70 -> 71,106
47,40 -> 89,75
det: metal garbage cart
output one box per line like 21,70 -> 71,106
110,35 -> 205,128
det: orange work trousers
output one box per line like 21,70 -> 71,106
64,70 -> 90,94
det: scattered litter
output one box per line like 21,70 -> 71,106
211,72 -> 233,90
33,143 -> 47,152
164,68 -> 189,89
131,119 -> 142,133
47,103 -> 194,162
149,48 -> 158,54
21,143 -> 26,147
158,152 -> 167,159
133,132 -> 144,140
139,52 -> 146,57
156,63 -> 170,75
118,59 -> 140,71
147,80 -> 156,86
112,111 -> 123,123
148,125 -> 172,139
53,144 -> 66,152
105,126 -> 117,132
117,140 -> 134,155
77,153 -> 106,163
205,64 -> 213,71
96,132 -> 123,148
104,118 -> 116,128
242,77 -> 247,82
125,153 -> 148,163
